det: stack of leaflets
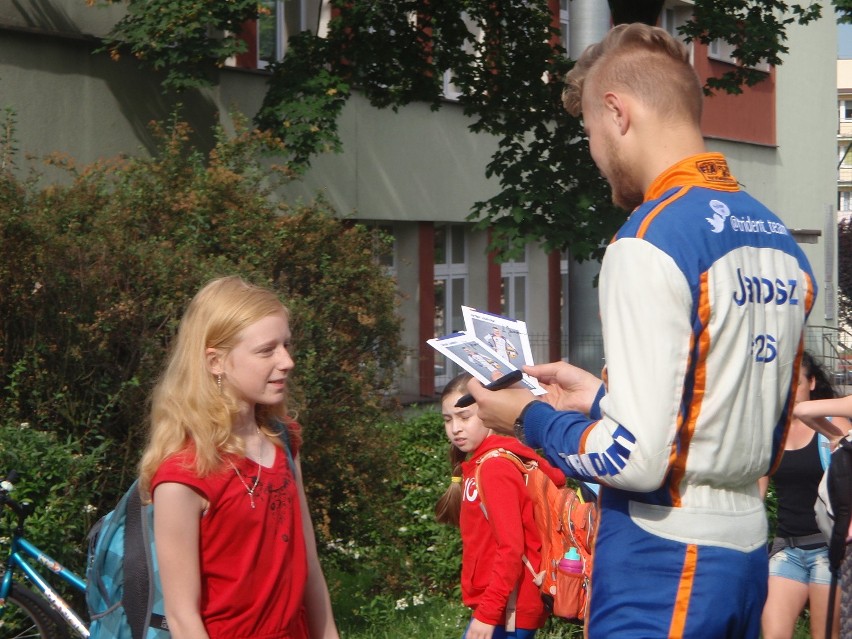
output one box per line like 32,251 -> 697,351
427,307 -> 547,396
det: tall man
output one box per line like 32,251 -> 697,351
468,23 -> 816,639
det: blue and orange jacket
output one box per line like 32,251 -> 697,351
524,152 -> 815,552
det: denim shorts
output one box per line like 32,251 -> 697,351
768,544 -> 832,585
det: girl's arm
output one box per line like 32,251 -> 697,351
296,455 -> 340,639
793,398 -> 852,445
153,482 -> 209,639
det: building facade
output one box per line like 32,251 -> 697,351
0,0 -> 841,399
840,59 -> 852,222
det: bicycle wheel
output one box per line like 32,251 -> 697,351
0,583 -> 70,639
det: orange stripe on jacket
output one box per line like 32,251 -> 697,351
636,187 -> 691,240
578,421 -> 599,456
668,544 -> 698,638
769,273 -> 815,475
669,272 -> 711,507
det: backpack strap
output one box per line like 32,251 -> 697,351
473,449 -> 544,618
474,449 -> 531,520
274,421 -> 297,479
505,586 -> 518,632
123,479 -> 149,639
818,433 -> 832,471
827,436 -> 852,572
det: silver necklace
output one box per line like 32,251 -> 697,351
230,428 -> 264,509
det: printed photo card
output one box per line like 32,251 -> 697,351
427,308 -> 546,395
461,306 -> 534,369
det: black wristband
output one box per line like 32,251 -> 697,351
513,400 -> 540,445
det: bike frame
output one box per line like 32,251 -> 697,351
1,533 -> 90,638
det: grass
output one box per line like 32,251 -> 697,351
335,595 -> 585,639
336,601 -> 810,639
329,566 -> 585,639
331,580 -> 811,639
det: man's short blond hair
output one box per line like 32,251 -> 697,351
562,23 -> 702,124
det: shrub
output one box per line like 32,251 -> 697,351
0,109 -> 405,551
0,419 -> 108,577
322,406 -> 462,606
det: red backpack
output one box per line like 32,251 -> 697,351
475,448 -> 597,626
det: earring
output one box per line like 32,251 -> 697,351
217,373 -> 222,394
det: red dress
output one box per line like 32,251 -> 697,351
152,436 -> 308,639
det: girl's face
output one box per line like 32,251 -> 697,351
219,312 -> 294,409
441,391 -> 491,453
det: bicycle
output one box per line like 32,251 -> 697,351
1,470 -> 89,638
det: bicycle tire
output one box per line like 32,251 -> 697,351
1,583 -> 70,639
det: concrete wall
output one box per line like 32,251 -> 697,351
708,11 -> 839,325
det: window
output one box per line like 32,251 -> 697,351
841,100 -> 852,122
707,36 -> 770,73
501,247 -> 529,322
659,1 -> 693,45
434,225 -> 468,385
443,12 -> 483,101
841,143 -> 852,168
257,0 -> 327,68
841,191 -> 852,214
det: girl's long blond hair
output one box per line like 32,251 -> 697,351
138,276 -> 295,498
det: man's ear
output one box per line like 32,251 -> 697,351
603,91 -> 630,136
206,347 -> 223,376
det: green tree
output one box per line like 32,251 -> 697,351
93,0 -> 852,261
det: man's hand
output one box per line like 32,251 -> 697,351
467,380 -> 535,436
526,361 -> 603,414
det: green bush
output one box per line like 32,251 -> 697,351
321,406 -> 462,616
0,419 -> 107,578
0,109 -> 404,554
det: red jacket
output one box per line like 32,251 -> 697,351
459,434 -> 566,629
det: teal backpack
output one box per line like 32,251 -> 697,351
85,478 -> 170,639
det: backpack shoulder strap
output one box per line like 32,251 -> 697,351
818,433 -> 832,471
827,436 -> 852,571
274,421 -> 297,479
473,449 -> 531,517
122,479 -> 149,639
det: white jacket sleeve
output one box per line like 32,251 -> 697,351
585,237 -> 694,491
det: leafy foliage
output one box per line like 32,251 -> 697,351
255,33 -> 351,171
839,0 -> 852,22
0,109 -> 404,549
277,0 -> 622,261
95,0 -> 259,91
90,0 -> 850,261
90,0 -> 852,260
681,0 -> 823,95
319,407 -> 462,598
0,419 -> 108,577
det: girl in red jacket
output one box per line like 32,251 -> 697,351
435,373 -> 565,639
